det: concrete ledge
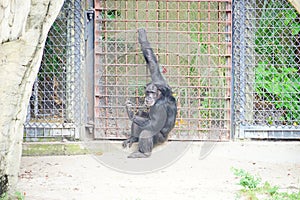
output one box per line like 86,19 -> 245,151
22,142 -> 90,156
22,141 -> 300,164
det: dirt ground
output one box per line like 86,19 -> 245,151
17,141 -> 300,200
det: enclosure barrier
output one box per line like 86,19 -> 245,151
24,0 -> 300,141
233,0 -> 300,139
94,0 -> 232,140
24,0 -> 84,140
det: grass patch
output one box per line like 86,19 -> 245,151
232,168 -> 300,200
0,191 -> 25,200
22,142 -> 89,156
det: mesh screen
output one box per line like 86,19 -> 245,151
94,0 -> 232,140
233,0 -> 300,131
24,0 -> 83,139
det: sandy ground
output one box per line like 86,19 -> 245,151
17,141 -> 300,200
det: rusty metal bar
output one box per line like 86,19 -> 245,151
97,19 -> 232,24
94,0 -> 232,140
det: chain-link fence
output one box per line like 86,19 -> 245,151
24,0 -> 84,140
233,0 -> 300,138
24,0 -> 299,140
94,0 -> 232,140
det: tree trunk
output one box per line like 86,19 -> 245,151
0,0 -> 64,195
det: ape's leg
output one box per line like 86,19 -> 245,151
122,122 -> 142,148
128,130 -> 156,158
153,132 -> 168,144
123,102 -> 149,148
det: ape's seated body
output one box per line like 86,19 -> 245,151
123,29 -> 177,158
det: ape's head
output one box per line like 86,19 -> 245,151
144,83 -> 161,107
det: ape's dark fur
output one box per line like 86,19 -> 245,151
122,28 -> 177,158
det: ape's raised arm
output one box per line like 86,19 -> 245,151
123,29 -> 177,158
138,28 -> 167,87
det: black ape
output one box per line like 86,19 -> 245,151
122,28 -> 177,158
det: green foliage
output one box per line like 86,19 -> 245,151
255,61 -> 300,121
0,191 -> 25,200
39,21 -> 66,81
232,168 -> 261,190
232,168 -> 300,200
189,25 -> 207,78
254,2 -> 300,123
101,10 -> 121,20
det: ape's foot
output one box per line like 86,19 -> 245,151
122,140 -> 133,148
122,137 -> 138,148
122,140 -> 129,148
128,151 -> 151,158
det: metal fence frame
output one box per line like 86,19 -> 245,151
233,0 -> 300,139
94,0 -> 232,141
24,0 -> 300,141
24,0 -> 85,140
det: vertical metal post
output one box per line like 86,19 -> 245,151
33,80 -> 39,117
66,0 -> 73,123
239,0 -> 246,129
84,6 -> 95,135
74,0 -> 83,138
225,1 -> 232,139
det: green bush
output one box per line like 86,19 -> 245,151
254,2 -> 300,123
232,168 -> 300,200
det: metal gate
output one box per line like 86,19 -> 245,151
94,0 -> 232,140
24,0 -> 84,140
233,0 -> 300,139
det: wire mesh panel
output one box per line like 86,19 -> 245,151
24,0 -> 84,140
233,0 -> 300,138
94,0 -> 232,140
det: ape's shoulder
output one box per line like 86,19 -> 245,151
168,95 -> 176,103
154,98 -> 168,107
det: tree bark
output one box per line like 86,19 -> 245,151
0,0 -> 64,195
287,0 -> 300,14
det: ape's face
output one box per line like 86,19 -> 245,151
144,83 -> 160,107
